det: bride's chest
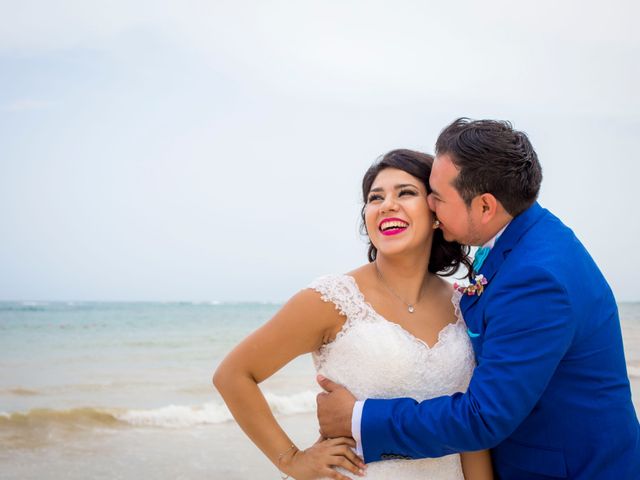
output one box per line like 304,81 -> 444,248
313,320 -> 475,401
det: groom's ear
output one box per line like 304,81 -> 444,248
478,193 -> 499,224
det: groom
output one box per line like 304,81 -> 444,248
317,118 -> 640,479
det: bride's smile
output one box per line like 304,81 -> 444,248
378,217 -> 409,235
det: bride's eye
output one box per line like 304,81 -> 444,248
368,193 -> 383,202
399,189 -> 418,197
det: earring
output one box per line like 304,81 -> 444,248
432,220 -> 441,229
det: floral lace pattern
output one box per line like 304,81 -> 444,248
308,274 -> 475,479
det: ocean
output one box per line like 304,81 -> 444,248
1,301 -> 639,479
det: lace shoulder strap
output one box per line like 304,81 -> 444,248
307,274 -> 366,321
451,288 -> 464,323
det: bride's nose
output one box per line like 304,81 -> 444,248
380,194 -> 398,213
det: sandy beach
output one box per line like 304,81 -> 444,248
0,411 -> 319,480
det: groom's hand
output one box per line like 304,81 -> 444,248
316,375 -> 356,439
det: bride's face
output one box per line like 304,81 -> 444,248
365,168 -> 434,258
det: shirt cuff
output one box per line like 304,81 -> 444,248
352,400 -> 365,458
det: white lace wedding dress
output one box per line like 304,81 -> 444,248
309,274 -> 475,480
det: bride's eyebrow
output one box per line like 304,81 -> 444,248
370,183 -> 419,193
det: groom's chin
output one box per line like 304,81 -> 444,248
440,229 -> 458,243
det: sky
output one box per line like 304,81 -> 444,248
1,0 -> 639,302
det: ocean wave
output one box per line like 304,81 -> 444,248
265,390 -> 317,415
118,390 -> 316,427
0,302 -> 49,312
0,407 -> 121,428
0,390 -> 317,430
6,387 -> 41,396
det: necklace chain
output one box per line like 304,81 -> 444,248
374,262 -> 424,314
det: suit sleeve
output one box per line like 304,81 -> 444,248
360,266 -> 575,462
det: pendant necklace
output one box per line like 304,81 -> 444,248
374,261 -> 425,314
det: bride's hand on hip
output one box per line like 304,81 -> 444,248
281,437 -> 366,480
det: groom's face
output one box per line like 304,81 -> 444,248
428,154 -> 482,245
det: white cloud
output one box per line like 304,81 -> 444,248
3,98 -> 56,112
1,1 -> 637,115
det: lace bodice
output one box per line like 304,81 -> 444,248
308,274 -> 475,479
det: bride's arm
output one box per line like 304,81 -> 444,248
213,289 -> 365,480
461,450 -> 493,480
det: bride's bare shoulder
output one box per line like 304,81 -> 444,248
286,287 -> 337,314
346,263 -> 376,289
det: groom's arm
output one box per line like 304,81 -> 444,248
358,267 -> 574,462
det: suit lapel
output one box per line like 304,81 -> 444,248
461,202 -> 546,316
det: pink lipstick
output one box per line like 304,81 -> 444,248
379,217 -> 409,236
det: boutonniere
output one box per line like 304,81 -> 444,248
454,274 -> 488,296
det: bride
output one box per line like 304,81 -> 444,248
213,149 -> 493,479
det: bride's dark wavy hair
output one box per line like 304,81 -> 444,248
360,149 -> 471,277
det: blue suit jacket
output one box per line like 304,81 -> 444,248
361,203 -> 640,479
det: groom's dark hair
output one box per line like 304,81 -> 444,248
435,118 -> 542,216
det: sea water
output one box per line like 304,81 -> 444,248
0,301 -> 318,419
1,301 -> 638,479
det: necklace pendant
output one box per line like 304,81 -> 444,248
408,305 -> 415,313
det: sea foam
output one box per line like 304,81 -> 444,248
119,390 -> 316,427
0,390 -> 317,430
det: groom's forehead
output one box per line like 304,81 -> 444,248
432,154 -> 459,186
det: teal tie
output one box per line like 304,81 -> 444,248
473,246 -> 490,272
